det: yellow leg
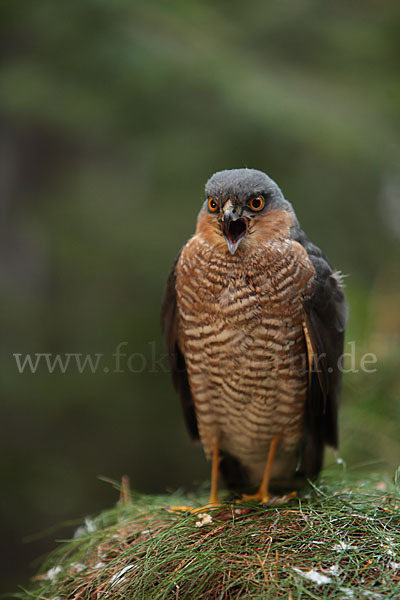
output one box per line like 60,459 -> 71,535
241,436 -> 279,504
167,443 -> 221,513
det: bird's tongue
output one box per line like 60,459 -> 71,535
223,217 -> 248,255
227,218 -> 247,243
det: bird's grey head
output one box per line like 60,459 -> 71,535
203,168 -> 291,255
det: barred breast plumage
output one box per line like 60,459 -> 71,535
162,168 -> 346,504
176,233 -> 315,485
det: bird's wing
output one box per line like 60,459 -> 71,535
298,235 -> 347,478
161,251 -> 199,439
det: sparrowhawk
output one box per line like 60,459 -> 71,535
162,168 -> 347,505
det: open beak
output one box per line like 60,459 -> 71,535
221,209 -> 248,255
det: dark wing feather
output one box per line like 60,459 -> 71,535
161,251 -> 199,439
297,234 -> 347,478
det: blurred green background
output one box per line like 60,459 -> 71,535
1,0 -> 400,593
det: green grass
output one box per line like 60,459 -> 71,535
14,470 -> 400,600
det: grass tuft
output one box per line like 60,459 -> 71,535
13,471 -> 400,599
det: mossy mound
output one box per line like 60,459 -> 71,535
15,473 -> 400,599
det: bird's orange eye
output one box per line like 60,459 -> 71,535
208,198 -> 218,212
249,196 -> 265,211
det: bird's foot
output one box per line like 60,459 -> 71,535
166,501 -> 223,515
239,491 -> 271,505
191,501 -> 223,514
274,490 -> 297,504
165,504 -> 195,514
238,490 -> 297,507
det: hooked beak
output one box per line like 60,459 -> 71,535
221,208 -> 248,255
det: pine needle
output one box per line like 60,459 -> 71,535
12,471 -> 400,600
